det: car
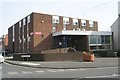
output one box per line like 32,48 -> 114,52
0,55 -> 4,63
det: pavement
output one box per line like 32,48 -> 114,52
5,57 -> 119,69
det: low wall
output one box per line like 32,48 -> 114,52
94,50 -> 117,57
13,52 -> 83,61
41,48 -> 70,54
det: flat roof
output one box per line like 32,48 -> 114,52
53,30 -> 112,37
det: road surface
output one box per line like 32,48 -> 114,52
1,62 -> 119,79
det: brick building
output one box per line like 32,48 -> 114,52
0,34 -> 8,56
8,12 -> 113,60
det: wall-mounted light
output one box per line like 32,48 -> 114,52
41,20 -> 44,23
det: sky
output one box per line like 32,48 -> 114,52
0,0 -> 119,36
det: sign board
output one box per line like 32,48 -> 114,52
35,32 -> 42,35
21,55 -> 31,57
30,32 -> 42,35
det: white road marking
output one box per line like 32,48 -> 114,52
47,70 -> 57,72
8,72 -> 18,75
21,71 -> 32,74
112,74 -> 120,77
85,74 -> 119,78
57,69 -> 65,72
66,69 -> 78,71
92,67 -> 118,70
35,70 -> 45,73
78,69 -> 86,71
0,67 -> 2,69
20,62 -> 40,66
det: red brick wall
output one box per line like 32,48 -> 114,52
94,21 -> 98,31
13,53 -> 83,61
67,18 -> 73,30
32,13 -> 53,53
8,26 -> 13,52
41,48 -> 70,54
4,34 -> 8,50
29,14 -> 34,54
14,23 -> 19,53
56,16 -> 63,32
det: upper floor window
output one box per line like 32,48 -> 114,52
19,21 -> 21,28
23,18 -> 26,26
13,25 -> 14,42
63,17 -> 69,25
19,37 -> 21,43
52,16 -> 59,23
27,15 -> 30,23
81,19 -> 86,27
73,18 -> 79,25
89,21 -> 94,27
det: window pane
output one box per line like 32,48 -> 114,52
98,45 -> 111,50
81,19 -> 86,26
89,36 -> 97,44
52,16 -> 59,23
27,15 -> 30,23
105,36 -> 110,44
98,35 -> 101,44
101,35 -> 105,44
89,21 -> 94,27
90,46 -> 97,50
73,18 -> 78,25
19,21 -> 21,28
63,17 -> 69,24
23,18 -> 26,26
98,46 -> 104,49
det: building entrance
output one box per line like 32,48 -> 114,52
53,35 -> 88,51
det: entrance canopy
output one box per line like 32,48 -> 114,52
53,30 -> 112,37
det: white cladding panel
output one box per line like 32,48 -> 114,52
119,1 -> 120,15
53,30 -> 112,37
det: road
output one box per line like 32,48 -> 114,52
0,64 -> 2,80
1,62 -> 119,79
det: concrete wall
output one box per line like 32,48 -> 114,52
118,2 -> 120,50
118,17 -> 120,50
111,1 -> 120,51
41,48 -> 70,54
111,19 -> 118,51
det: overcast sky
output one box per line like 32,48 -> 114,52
0,0 -> 119,36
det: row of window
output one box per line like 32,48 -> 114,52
89,35 -> 112,44
11,15 -> 31,53
12,15 -> 31,42
52,16 -> 94,27
90,45 -> 112,51
89,35 -> 112,51
19,15 -> 30,28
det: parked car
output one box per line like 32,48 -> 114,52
0,54 -> 4,63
